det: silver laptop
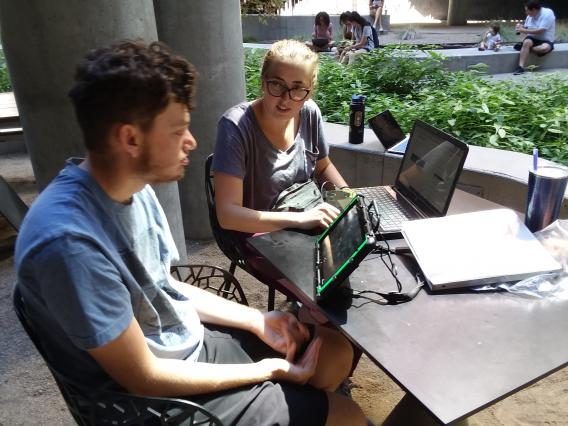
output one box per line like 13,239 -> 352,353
355,120 -> 469,237
368,109 -> 409,155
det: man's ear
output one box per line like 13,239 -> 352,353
115,123 -> 142,159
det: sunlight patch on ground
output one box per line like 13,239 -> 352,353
280,0 -> 440,24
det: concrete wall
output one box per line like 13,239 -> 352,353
242,14 -> 390,42
409,0 -> 567,21
324,122 -> 568,218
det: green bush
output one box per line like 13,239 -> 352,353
0,50 -> 12,93
245,46 -> 568,165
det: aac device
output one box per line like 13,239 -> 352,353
368,110 -> 409,155
356,120 -> 469,237
314,195 -> 376,301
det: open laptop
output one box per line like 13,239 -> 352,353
368,110 -> 409,155
312,38 -> 330,48
355,120 -> 469,237
314,195 -> 376,301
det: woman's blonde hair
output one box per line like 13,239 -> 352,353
260,39 -> 319,89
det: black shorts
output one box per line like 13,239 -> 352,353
525,35 -> 555,54
189,324 -> 328,426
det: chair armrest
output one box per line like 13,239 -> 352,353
171,264 -> 249,306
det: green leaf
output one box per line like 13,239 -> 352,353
448,119 -> 456,126
489,134 -> 499,145
481,103 -> 490,114
497,128 -> 506,138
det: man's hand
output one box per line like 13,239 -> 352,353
259,337 -> 322,385
295,202 -> 340,230
252,311 -> 311,361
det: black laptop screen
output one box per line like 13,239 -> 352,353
317,199 -> 367,293
368,110 -> 406,148
395,121 -> 468,216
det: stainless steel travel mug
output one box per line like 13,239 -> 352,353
525,166 -> 568,232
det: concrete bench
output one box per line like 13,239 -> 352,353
323,122 -> 568,217
430,43 -> 568,74
245,42 -> 568,75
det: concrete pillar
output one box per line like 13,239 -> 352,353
0,0 -> 188,262
447,0 -> 468,26
154,0 -> 246,240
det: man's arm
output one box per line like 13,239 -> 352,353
517,25 -> 546,35
169,277 -> 264,331
88,317 -> 322,397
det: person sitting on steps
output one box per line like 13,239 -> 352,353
513,0 -> 556,75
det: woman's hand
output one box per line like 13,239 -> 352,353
295,203 -> 340,230
251,311 -> 311,361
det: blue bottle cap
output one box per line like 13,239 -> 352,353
351,94 -> 366,103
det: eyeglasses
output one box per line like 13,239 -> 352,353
265,79 -> 311,102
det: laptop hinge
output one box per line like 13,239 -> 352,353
392,186 -> 428,219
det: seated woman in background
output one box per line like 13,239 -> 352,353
213,39 -> 347,236
338,11 -> 374,65
308,11 -> 334,52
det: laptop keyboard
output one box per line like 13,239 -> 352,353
355,187 -> 413,232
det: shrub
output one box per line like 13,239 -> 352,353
245,46 -> 568,165
0,50 -> 12,93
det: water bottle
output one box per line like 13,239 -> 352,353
349,95 -> 366,144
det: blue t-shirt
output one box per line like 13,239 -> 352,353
15,159 -> 203,388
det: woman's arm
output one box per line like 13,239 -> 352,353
315,157 -> 348,189
215,172 -> 339,233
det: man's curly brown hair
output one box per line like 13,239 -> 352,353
69,40 -> 196,153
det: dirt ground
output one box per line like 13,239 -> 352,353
1,152 -> 568,425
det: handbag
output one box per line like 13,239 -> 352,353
271,180 -> 324,212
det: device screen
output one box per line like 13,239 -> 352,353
368,110 -> 406,148
318,201 -> 366,292
396,123 -> 467,215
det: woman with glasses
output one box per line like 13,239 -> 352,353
212,39 -> 347,234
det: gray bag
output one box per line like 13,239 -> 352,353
271,180 -> 324,212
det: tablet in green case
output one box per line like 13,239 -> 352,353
314,195 -> 376,301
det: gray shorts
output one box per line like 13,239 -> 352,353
190,324 -> 328,426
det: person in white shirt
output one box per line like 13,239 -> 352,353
513,1 -> 556,75
478,24 -> 502,52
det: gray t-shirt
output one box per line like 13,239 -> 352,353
353,24 -> 374,50
212,99 -> 329,211
15,159 -> 203,388
524,7 -> 556,42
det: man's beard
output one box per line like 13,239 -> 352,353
137,143 -> 185,184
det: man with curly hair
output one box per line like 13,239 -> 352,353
14,40 -> 366,426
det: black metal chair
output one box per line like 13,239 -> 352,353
204,154 -> 296,311
13,264 -> 250,426
170,263 -> 247,305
